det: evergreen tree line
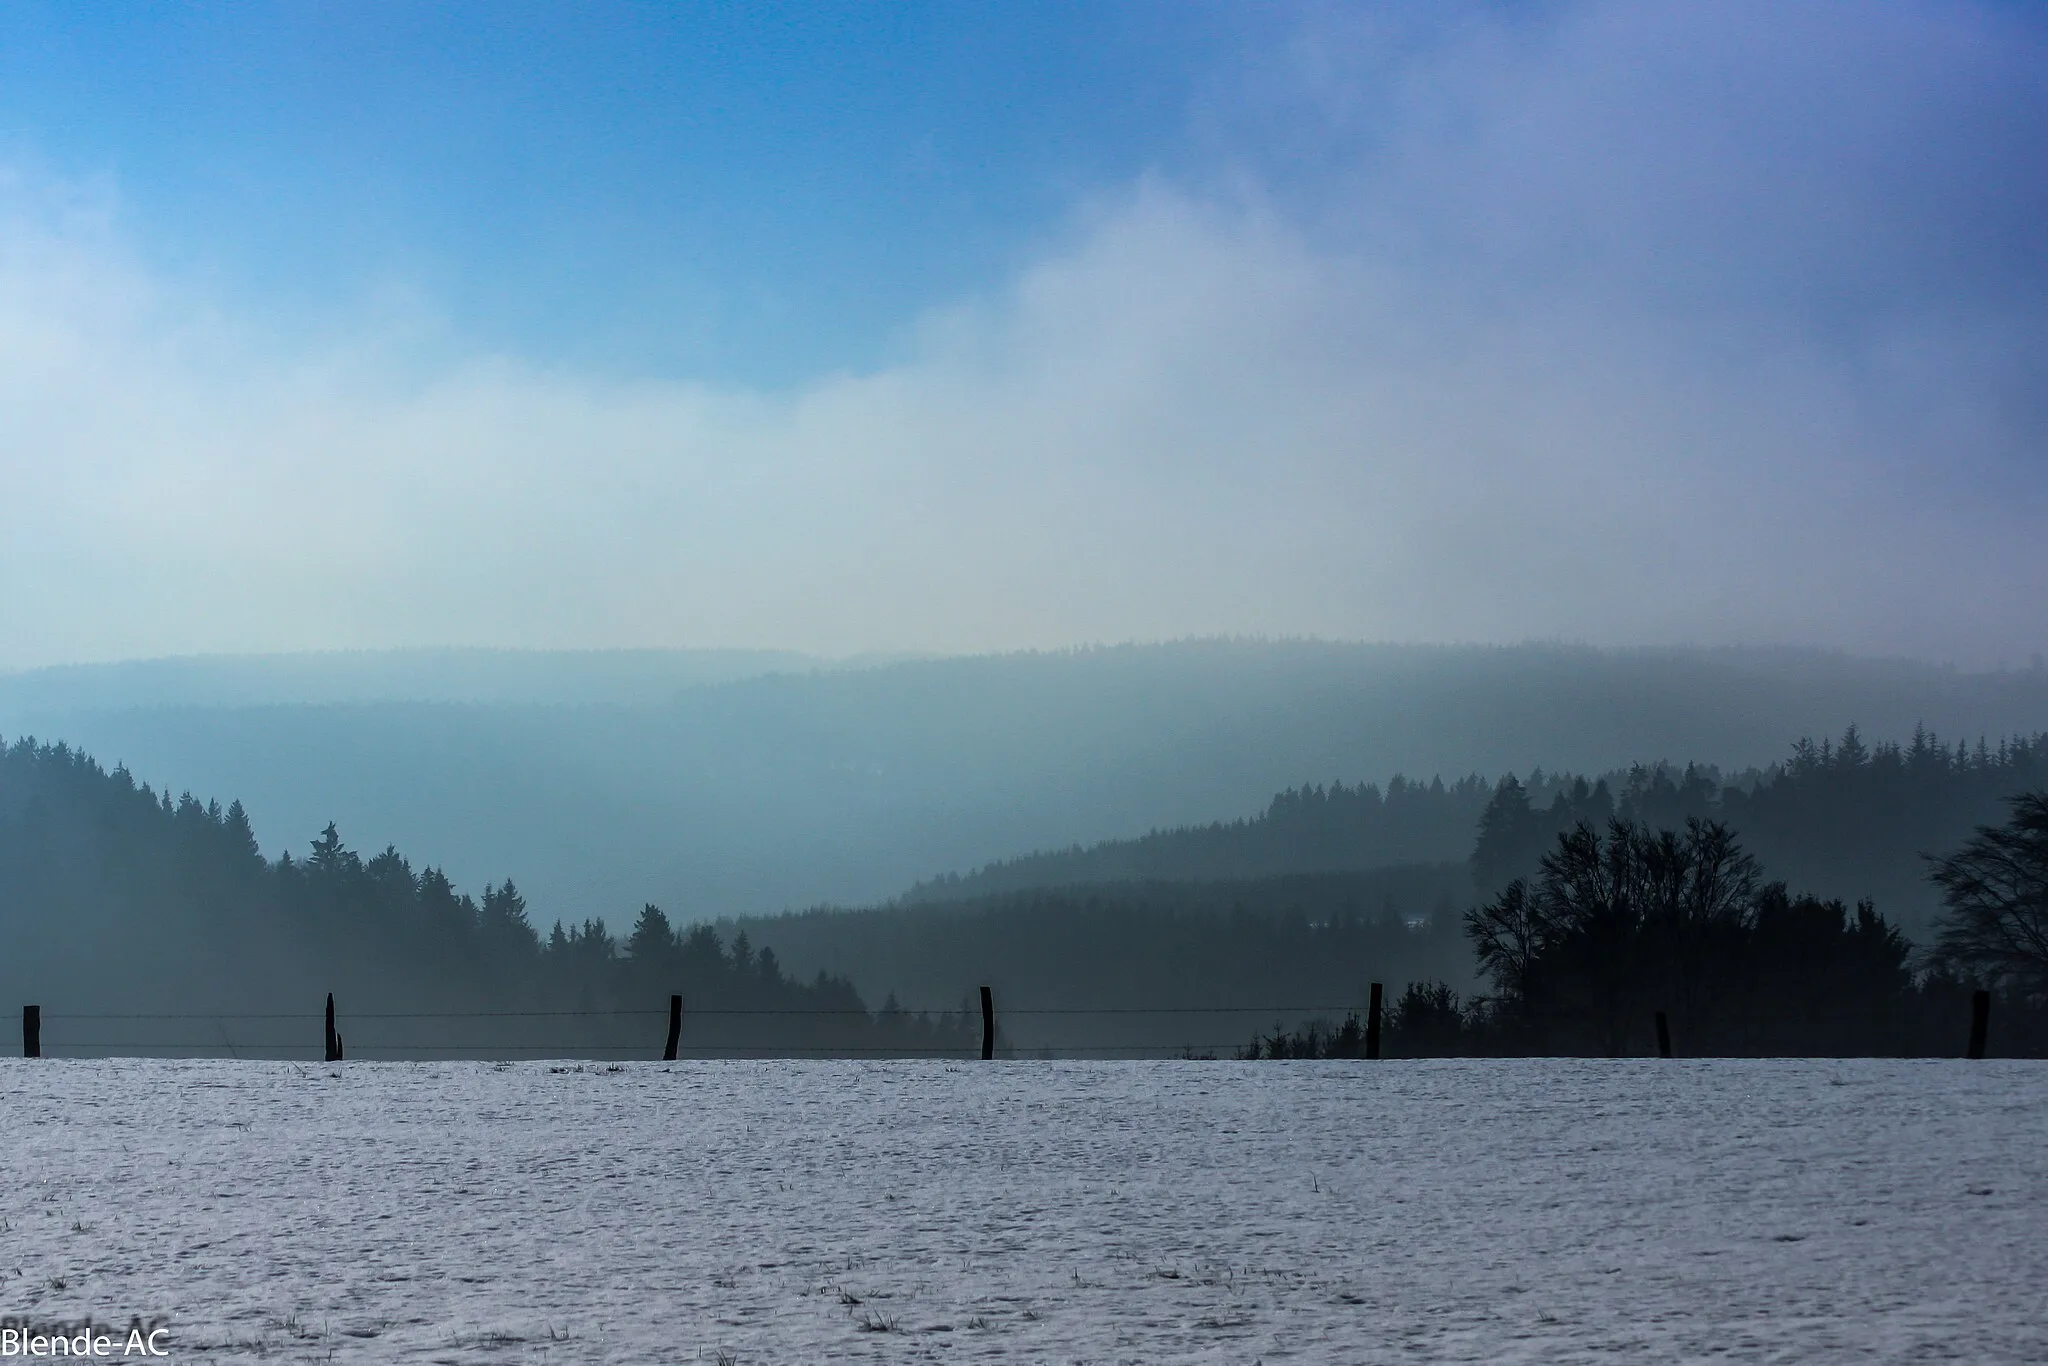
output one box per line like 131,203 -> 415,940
1472,726 -> 2048,934
907,775 -> 1496,899
732,866 -> 1475,1055
6,722 -> 2046,1058
916,726 -> 2047,939
1225,727 -> 2048,1058
0,738 -> 972,1057
1256,808 -> 2046,1058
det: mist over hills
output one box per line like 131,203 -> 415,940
0,647 -> 828,710
749,730 -> 2048,1013
4,640 -> 2046,920
726,866 -> 1479,1052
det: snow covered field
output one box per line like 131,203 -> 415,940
1,1059 -> 2042,1363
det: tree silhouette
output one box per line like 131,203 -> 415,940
626,903 -> 677,961
1932,792 -> 2048,997
1460,818 -> 1940,1054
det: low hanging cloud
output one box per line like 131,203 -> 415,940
1,1 -> 2043,670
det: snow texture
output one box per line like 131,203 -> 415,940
1,1059 -> 2042,1363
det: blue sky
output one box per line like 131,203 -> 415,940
1,2 -> 2044,668
0,1 -> 1282,383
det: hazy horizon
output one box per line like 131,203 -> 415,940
7,634 -> 2048,688
8,639 -> 2045,923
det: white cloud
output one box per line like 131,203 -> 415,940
2,2 -> 2043,669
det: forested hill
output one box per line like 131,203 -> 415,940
5,722 -> 2042,1057
8,641 -> 2046,917
0,737 -> 968,1057
731,866 -> 1477,1054
909,726 -> 2048,935
1472,728 -> 2048,934
905,774 -> 1497,900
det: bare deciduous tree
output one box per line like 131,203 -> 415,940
1932,793 -> 2048,997
1467,817 -> 1760,1053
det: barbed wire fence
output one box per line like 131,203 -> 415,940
4,996 -> 1393,1061
6,988 -> 2003,1060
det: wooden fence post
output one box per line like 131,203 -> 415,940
664,994 -> 683,1061
1655,1011 -> 1673,1059
324,993 -> 343,1062
22,1005 -> 39,1059
979,986 -> 995,1061
1968,990 -> 1990,1060
1365,982 -> 1383,1060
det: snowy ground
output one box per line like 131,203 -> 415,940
0,1059 -> 2042,1363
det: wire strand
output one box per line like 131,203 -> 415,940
37,1004 -> 1364,1022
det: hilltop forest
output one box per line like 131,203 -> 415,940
1,722 -> 2043,1057
0,737 -> 971,1058
12,642 -> 2048,919
746,726 -> 2048,1055
919,725 -> 2048,937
